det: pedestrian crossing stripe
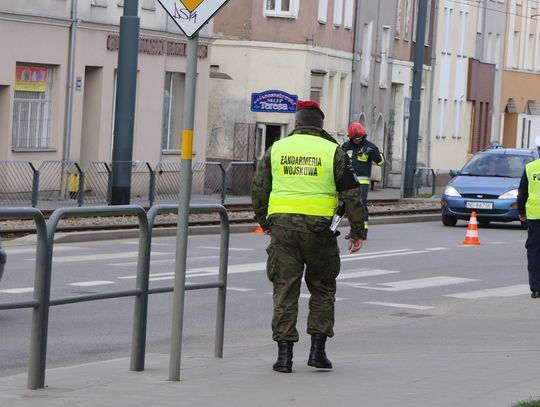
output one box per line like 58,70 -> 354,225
444,284 -> 529,299
356,276 -> 478,291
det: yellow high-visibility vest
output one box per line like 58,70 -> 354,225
526,159 -> 540,219
268,134 -> 338,217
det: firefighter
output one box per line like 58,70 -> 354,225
341,122 -> 384,239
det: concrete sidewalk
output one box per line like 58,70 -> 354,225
2,295 -> 540,407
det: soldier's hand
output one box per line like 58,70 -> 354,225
348,238 -> 362,254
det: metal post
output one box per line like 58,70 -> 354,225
214,209 -> 229,358
130,210 -> 151,371
26,210 -> 51,389
220,163 -> 226,204
63,0 -> 78,162
31,164 -> 39,207
403,0 -> 429,198
169,34 -> 199,381
111,0 -> 139,205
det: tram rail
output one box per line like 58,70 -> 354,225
0,199 -> 440,239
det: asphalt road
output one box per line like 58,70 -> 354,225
0,222 -> 537,382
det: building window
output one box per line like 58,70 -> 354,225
395,0 -> 402,38
264,0 -> 298,19
343,0 -> 353,29
12,64 -> 53,150
318,0 -> 327,24
404,0 -> 412,41
141,0 -> 155,10
92,0 -> 108,7
162,72 -> 185,151
379,26 -> 391,88
310,72 -> 325,104
360,21 -> 373,85
333,0 -> 343,27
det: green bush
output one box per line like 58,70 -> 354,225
511,398 -> 540,407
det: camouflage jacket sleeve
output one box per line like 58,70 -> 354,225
250,147 -> 273,229
334,148 -> 365,240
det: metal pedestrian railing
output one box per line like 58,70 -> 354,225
0,203 -> 229,389
0,160 -> 256,208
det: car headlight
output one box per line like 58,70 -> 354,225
499,189 -> 518,199
444,186 -> 461,197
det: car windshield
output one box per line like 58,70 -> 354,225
459,153 -> 532,178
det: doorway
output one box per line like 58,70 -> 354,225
255,124 -> 284,160
80,67 -> 103,168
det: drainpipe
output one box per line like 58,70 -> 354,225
348,0 -> 362,122
63,0 -> 78,161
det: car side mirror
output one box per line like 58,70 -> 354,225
449,169 -> 459,178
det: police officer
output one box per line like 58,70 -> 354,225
251,100 -> 365,373
341,122 -> 384,239
518,135 -> 540,298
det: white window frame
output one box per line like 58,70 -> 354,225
12,65 -> 53,150
263,0 -> 299,19
318,0 -> 328,24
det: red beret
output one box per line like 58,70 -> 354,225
296,100 -> 325,119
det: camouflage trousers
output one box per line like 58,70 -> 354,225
266,226 -> 341,342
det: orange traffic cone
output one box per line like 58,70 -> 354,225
462,211 -> 481,245
254,224 -> 264,234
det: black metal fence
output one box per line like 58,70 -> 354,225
0,160 -> 256,208
413,167 -> 453,197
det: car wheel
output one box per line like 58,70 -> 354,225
521,220 -> 528,230
442,215 -> 457,226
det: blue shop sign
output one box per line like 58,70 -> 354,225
251,90 -> 298,113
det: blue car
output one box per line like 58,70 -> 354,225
440,144 -> 537,227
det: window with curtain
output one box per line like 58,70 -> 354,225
264,0 -> 298,18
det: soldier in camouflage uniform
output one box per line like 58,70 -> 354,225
251,100 -> 365,373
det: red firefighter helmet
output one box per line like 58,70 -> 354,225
348,122 -> 367,139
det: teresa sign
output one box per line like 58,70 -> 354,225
158,0 -> 229,38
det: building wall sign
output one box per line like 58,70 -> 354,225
106,34 -> 208,58
15,66 -> 48,92
251,90 -> 298,113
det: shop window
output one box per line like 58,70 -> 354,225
12,64 -> 53,150
161,72 -> 185,151
264,0 -> 298,19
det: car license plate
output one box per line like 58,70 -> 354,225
466,201 -> 493,210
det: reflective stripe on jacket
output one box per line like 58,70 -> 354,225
526,159 -> 540,219
268,134 -> 338,217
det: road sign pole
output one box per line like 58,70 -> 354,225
169,33 -> 199,382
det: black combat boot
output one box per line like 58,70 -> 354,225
307,333 -> 333,369
273,341 -> 294,373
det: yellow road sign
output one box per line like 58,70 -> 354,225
180,0 -> 204,13
158,0 -> 229,38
